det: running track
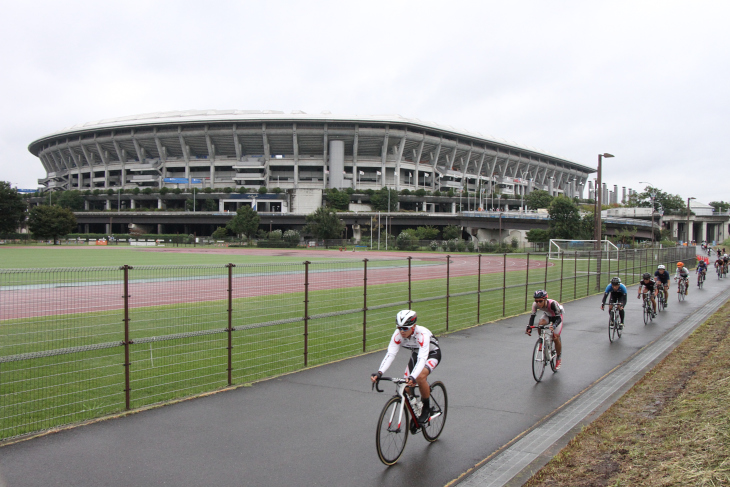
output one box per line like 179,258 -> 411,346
1,250 -> 551,320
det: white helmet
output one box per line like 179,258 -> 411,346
725,254 -> 728,258
396,310 -> 417,329
657,265 -> 665,270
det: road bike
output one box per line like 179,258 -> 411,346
717,264 -> 723,280
608,303 -> 623,343
656,286 -> 667,312
698,270 -> 706,289
677,279 -> 687,302
372,376 -> 448,465
529,324 -> 558,382
642,292 -> 656,325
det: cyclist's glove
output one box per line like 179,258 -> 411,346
371,371 -> 382,380
525,325 -> 532,336
407,375 -> 416,385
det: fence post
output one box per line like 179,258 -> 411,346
120,264 -> 132,410
446,255 -> 450,331
303,261 -> 310,366
573,251 -> 577,299
502,253 -> 507,317
407,256 -> 412,309
226,263 -> 235,386
363,259 -> 368,353
607,248 -> 612,282
587,251 -> 591,296
524,253 -> 531,311
543,253 -> 548,290
477,254 -> 481,324
559,252 -> 564,302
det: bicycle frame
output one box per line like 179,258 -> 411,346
373,378 -> 442,430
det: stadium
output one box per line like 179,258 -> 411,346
29,110 -> 595,214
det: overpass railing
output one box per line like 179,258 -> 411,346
0,246 -> 697,441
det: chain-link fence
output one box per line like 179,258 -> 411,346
0,246 -> 697,440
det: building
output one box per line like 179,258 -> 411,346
30,111 -> 595,214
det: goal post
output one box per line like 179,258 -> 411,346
548,239 -> 619,260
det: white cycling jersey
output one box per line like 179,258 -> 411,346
378,325 -> 439,379
675,267 -> 689,279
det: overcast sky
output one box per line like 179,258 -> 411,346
1,1 -> 728,204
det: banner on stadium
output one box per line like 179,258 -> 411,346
163,178 -> 202,184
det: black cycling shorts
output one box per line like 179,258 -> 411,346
405,349 -> 442,377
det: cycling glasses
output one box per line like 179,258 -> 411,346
397,326 -> 413,332
534,299 -> 545,303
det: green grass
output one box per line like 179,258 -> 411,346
0,247 -> 696,440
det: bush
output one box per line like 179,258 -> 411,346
238,187 -> 248,194
396,230 -> 418,250
132,187 -> 140,195
203,187 -> 212,194
258,186 -> 268,194
272,187 -> 283,194
268,229 -> 283,240
223,187 -> 233,193
400,189 -> 411,196
211,227 -> 229,239
142,188 -> 152,195
93,189 -> 101,196
283,229 -> 301,245
107,189 -> 114,196
159,187 -> 169,195
430,241 -> 441,251
466,241 -> 474,252
172,188 -> 182,194
447,238 -> 458,252
415,189 -> 427,197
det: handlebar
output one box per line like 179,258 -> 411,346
372,376 -> 406,393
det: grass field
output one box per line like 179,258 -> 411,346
0,245 -> 697,440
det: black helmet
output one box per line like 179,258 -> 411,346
611,277 -> 621,285
533,289 -> 548,299
642,272 -> 651,280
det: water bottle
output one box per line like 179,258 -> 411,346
410,395 -> 422,416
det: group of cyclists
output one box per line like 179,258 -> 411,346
369,257 -> 711,435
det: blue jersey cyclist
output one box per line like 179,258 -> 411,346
654,265 -> 670,307
601,277 -> 627,328
697,260 -> 708,280
371,310 -> 441,425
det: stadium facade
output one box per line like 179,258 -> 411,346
29,111 -> 594,213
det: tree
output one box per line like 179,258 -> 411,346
442,225 -> 460,240
55,190 -> 84,210
304,207 -> 345,240
28,205 -> 77,244
325,189 -> 350,211
283,229 -> 301,246
0,182 -> 27,234
525,190 -> 553,210
709,201 -> 730,213
226,205 -> 260,240
211,227 -> 229,239
396,229 -> 418,250
526,229 -> 549,243
370,188 -> 399,211
548,196 -> 582,239
628,186 -> 685,213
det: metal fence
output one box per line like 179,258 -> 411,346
0,246 -> 697,440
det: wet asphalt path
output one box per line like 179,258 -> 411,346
1,270 -> 727,487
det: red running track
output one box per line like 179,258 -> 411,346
1,250 -> 552,320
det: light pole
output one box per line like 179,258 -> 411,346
193,187 -> 196,212
593,153 -> 614,249
686,197 -> 696,245
639,182 -> 656,246
408,172 -> 412,187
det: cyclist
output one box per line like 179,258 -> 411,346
654,265 -> 670,308
674,262 -> 690,295
525,290 -> 564,370
724,254 -> 730,275
638,273 -> 658,316
601,277 -> 627,328
697,259 -> 708,285
371,310 -> 440,426
715,255 -> 725,277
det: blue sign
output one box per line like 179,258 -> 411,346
16,189 -> 37,193
164,178 -> 203,184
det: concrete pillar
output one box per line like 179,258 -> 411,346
602,183 -> 608,203
613,185 -> 618,204
422,201 -> 427,212
622,187 -> 627,203
701,221 -> 708,243
548,177 -> 554,196
106,199 -> 111,210
158,224 -> 162,234
671,220 -> 678,239
587,180 -> 594,200
84,224 -> 89,233
105,223 -> 111,234
84,200 -> 89,210
451,202 -> 456,214
158,198 -> 164,209
130,199 -> 136,209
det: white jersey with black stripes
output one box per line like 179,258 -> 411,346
378,325 -> 439,379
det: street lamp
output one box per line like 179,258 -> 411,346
639,181 -> 656,246
593,153 -> 614,249
686,197 -> 696,246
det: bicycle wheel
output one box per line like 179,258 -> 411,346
548,339 -> 558,372
532,337 -> 546,382
643,302 -> 650,325
422,381 -> 448,442
608,312 -> 616,343
615,313 -> 622,338
376,396 -> 408,465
